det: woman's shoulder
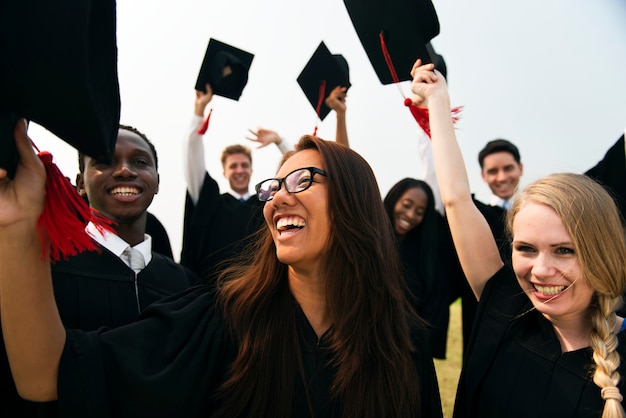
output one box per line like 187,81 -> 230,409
138,283 -> 224,325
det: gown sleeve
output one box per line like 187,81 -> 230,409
57,285 -> 236,418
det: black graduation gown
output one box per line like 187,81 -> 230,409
145,212 -> 174,259
0,246 -> 194,418
50,247 -> 194,329
585,134 -> 626,220
585,134 -> 626,316
399,213 -> 459,359
57,286 -> 443,418
180,173 -> 265,281
454,266 -> 626,418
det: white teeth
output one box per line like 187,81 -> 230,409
398,219 -> 411,228
277,216 -> 305,231
534,284 -> 567,295
111,186 -> 139,196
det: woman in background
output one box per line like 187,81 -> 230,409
383,178 -> 458,359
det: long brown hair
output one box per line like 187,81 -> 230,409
214,135 -> 422,417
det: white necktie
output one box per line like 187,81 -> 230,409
124,247 -> 145,273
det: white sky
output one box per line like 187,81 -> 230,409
30,0 -> 626,262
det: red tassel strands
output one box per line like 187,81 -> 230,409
197,108 -> 213,135
312,80 -> 327,136
379,33 -> 462,138
403,98 -> 463,138
35,149 -> 115,263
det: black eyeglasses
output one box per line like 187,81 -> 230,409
255,167 -> 327,202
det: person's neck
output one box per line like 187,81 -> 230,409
228,189 -> 249,200
113,219 -> 147,247
548,314 -> 593,352
288,268 -> 332,338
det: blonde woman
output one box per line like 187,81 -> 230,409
411,59 -> 626,418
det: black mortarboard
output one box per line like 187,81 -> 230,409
343,0 -> 440,85
297,41 -> 351,121
0,0 -> 120,177
195,38 -> 254,101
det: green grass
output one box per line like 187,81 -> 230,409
434,298 -> 463,418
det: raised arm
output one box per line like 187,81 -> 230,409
183,84 -> 213,204
245,128 -> 294,154
0,120 -> 65,401
410,61 -> 503,299
325,86 -> 348,147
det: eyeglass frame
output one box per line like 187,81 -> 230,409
255,166 -> 327,202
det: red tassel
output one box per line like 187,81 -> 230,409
36,151 -> 116,263
378,32 -> 463,138
197,108 -> 213,135
311,80 -> 327,136
405,99 -> 432,137
404,99 -> 464,139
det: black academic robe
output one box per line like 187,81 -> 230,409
585,134 -> 626,316
50,247 -> 194,330
585,134 -> 626,221
146,212 -> 174,259
57,285 -> 443,418
454,266 -> 626,418
399,213 -> 460,359
0,245 -> 194,418
180,172 -> 265,281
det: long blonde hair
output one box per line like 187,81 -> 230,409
508,173 -> 626,417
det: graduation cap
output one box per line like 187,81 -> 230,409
297,41 -> 351,122
426,42 -> 447,80
343,0 -> 440,85
0,0 -> 120,177
0,0 -> 119,260
195,38 -> 254,101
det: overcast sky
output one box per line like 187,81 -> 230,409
30,0 -> 626,261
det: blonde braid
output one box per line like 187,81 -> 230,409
589,295 -> 625,418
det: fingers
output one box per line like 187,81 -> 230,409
334,86 -> 347,100
246,128 -> 259,140
13,119 -> 39,168
410,60 -> 436,79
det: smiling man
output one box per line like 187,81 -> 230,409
180,87 -> 265,280
478,139 -> 524,209
474,139 -> 524,260
66,125 -> 194,326
0,125 -> 194,417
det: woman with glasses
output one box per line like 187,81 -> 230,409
0,123 -> 442,418
411,59 -> 626,417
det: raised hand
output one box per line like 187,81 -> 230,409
325,86 -> 347,114
0,119 -> 46,230
245,128 -> 283,149
194,83 -> 214,117
409,59 -> 445,106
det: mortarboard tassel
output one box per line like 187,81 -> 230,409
379,33 -> 462,138
197,108 -> 213,135
403,99 -> 463,138
312,80 -> 327,136
35,148 -> 116,262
